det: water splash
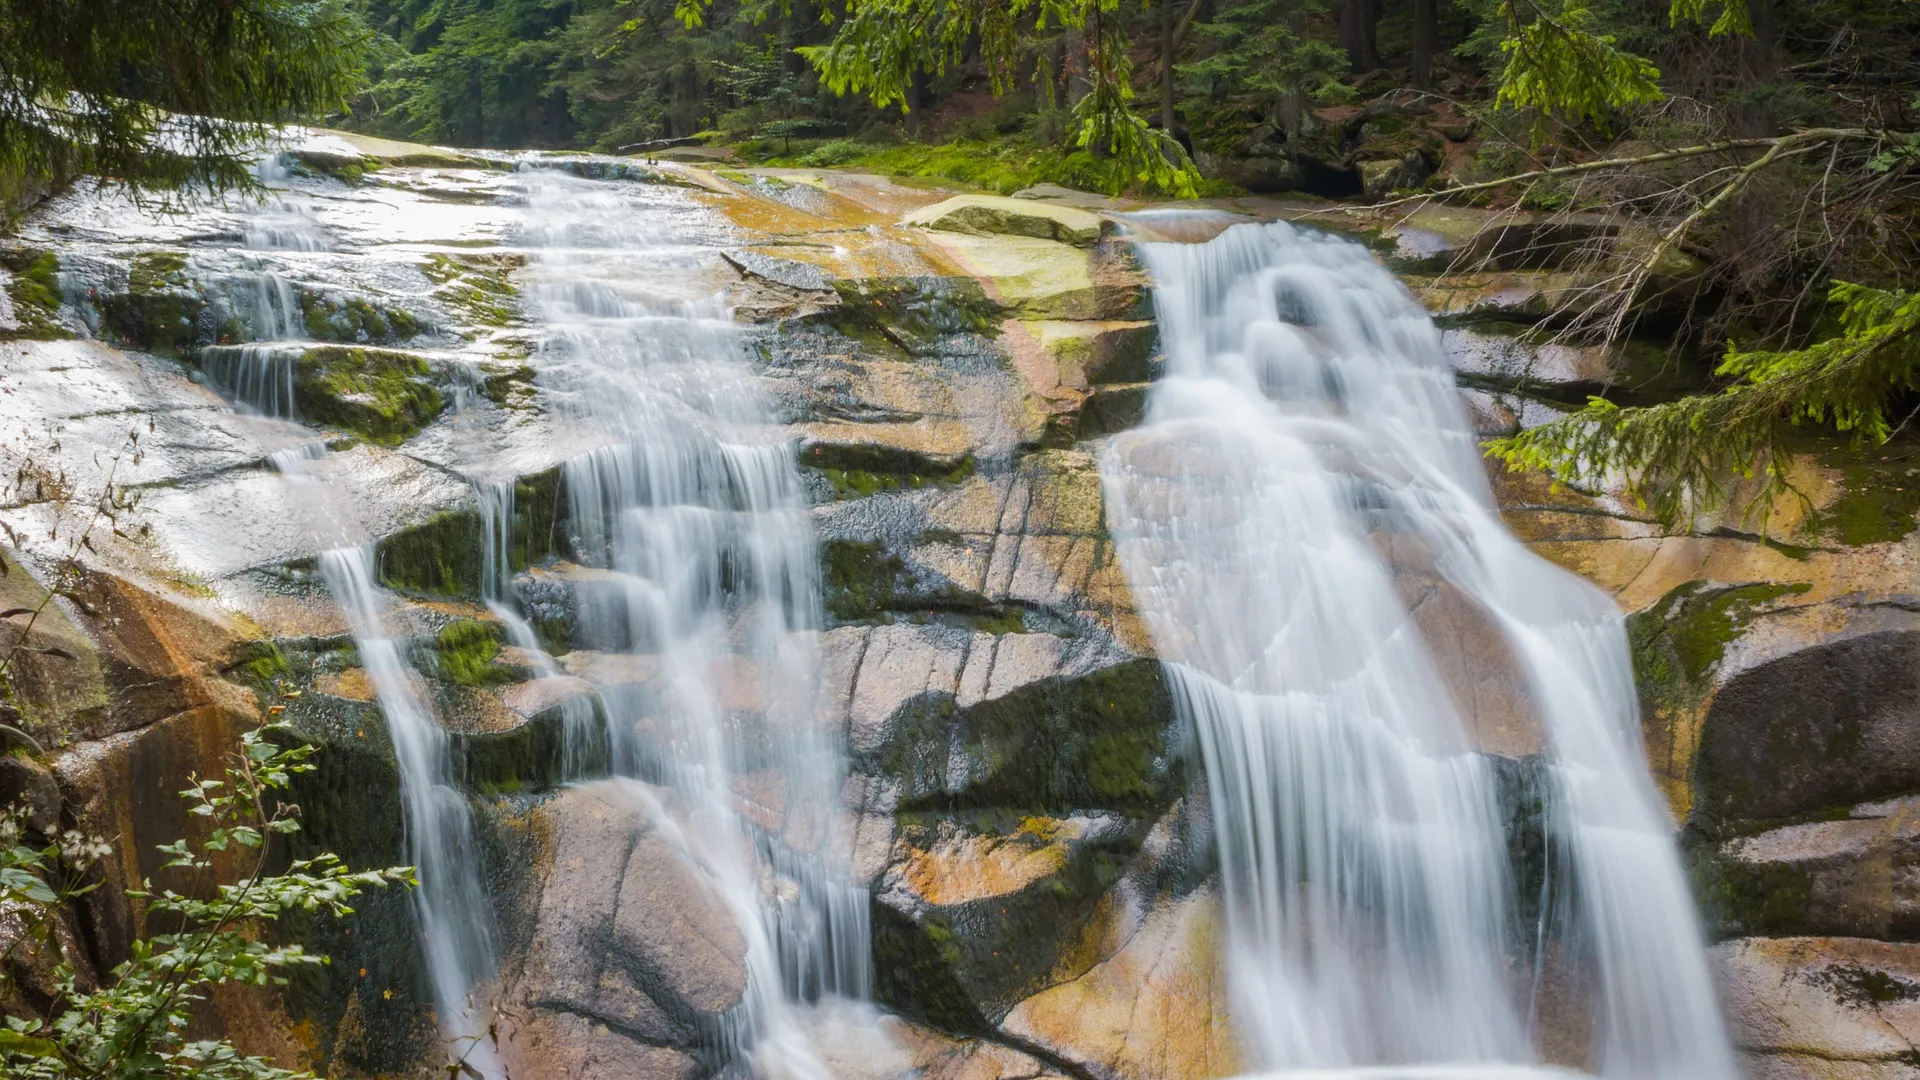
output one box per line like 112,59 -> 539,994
1099,222 -> 1737,1079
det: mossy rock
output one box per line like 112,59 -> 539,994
374,468 -> 566,598
902,193 -> 1107,248
820,537 -> 1004,625
1628,580 -> 1810,719
1811,451 -> 1920,547
800,442 -> 976,486
269,701 -> 434,1075
299,291 -> 424,344
1,248 -> 68,339
99,250 -> 206,356
422,252 -> 523,330
1687,840 -> 1820,941
453,702 -> 603,796
375,512 -> 482,597
435,619 -> 511,687
826,276 -> 1000,355
1691,629 -> 1920,832
294,346 -> 443,445
872,815 -> 1142,1029
870,658 -> 1182,814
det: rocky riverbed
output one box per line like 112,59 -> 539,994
2,129 -> 1918,1080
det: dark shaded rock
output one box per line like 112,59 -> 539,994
1692,630 -> 1920,830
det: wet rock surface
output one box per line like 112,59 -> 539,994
7,129 -> 1920,1080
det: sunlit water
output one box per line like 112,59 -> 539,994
1100,222 -> 1738,1079
502,165 -> 873,1077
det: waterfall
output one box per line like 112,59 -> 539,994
509,165 -> 870,1074
318,547 -> 502,1074
215,156 -> 503,1073
1099,222 -> 1737,1078
200,260 -> 307,416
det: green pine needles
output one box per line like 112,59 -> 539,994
0,0 -> 371,200
800,0 -> 1202,196
1487,282 -> 1920,526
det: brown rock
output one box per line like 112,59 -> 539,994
498,1010 -> 700,1080
1715,936 -> 1920,1078
613,829 -> 749,1016
998,888 -> 1239,1080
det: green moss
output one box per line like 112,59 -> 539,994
876,658 -> 1181,814
422,253 -> 523,331
373,470 -> 565,598
823,540 -> 911,622
97,251 -> 204,356
801,442 -> 976,494
1,248 -> 67,339
294,346 -> 443,445
299,292 -> 424,344
229,640 -> 291,690
819,534 -> 1016,627
456,705 -> 592,795
829,277 -> 1001,353
129,250 -> 188,292
1629,580 -> 1811,707
376,511 -> 482,597
436,619 -> 510,687
1812,456 -> 1920,546
1688,841 -> 1817,940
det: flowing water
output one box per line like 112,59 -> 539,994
504,166 -> 871,1075
125,151 -> 1743,1079
1099,222 -> 1738,1078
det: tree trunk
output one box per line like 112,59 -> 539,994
1161,0 -> 1177,132
1733,0 -> 1777,135
1282,2 -> 1308,138
1339,0 -> 1379,73
1411,0 -> 1436,90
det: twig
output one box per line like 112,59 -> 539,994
1302,128 -> 1879,217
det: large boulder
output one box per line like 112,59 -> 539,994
904,195 -> 1107,248
509,780 -> 750,1072
999,887 -> 1239,1080
1714,936 -> 1920,1080
1697,797 -> 1920,940
1692,629 -> 1920,831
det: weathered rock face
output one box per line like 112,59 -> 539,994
1715,937 -> 1920,1080
12,127 -> 1920,1080
502,781 -> 747,1074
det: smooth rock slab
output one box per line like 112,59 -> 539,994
514,781 -> 749,1045
905,194 -> 1107,248
1715,936 -> 1920,1078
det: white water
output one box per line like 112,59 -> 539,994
508,166 -> 871,1076
1099,222 -> 1737,1078
209,156 -> 503,1072
318,547 -> 502,1074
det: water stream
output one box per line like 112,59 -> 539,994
1100,221 -> 1738,1078
504,166 -> 871,1075
155,154 -> 1742,1079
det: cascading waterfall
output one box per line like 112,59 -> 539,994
474,477 -> 605,779
317,548 -> 502,1075
505,166 -> 869,1074
207,155 -> 505,1074
1099,222 -> 1738,1079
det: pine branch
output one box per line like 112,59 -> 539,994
1339,127 -> 1877,213
1487,281 -> 1920,528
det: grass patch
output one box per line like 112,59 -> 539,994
739,135 -> 1239,199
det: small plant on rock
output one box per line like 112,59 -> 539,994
0,724 -> 415,1078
